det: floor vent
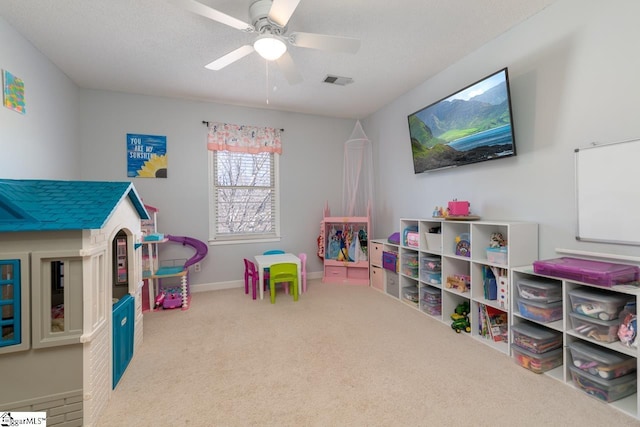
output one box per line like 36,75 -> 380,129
323,75 -> 353,86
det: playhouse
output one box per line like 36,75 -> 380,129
0,179 -> 149,426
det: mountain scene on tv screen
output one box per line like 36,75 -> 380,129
409,79 -> 514,173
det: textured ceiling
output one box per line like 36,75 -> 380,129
0,0 -> 556,119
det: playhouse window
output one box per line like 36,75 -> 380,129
32,253 -> 83,348
0,259 -> 20,347
50,260 -> 65,333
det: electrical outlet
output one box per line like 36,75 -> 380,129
194,263 -> 201,272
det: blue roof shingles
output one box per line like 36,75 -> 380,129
0,179 -> 149,232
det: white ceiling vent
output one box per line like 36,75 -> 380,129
323,75 -> 354,86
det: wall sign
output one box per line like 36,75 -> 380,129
127,133 -> 167,178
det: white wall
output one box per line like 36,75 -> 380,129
363,0 -> 640,260
78,90 -> 355,285
4,0 -> 640,288
0,17 -> 80,179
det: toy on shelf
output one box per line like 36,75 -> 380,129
489,232 -> 507,248
618,302 -> 638,347
451,301 -> 471,333
448,200 -> 470,216
455,233 -> 471,257
446,274 -> 470,293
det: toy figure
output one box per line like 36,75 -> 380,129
154,290 -> 166,309
489,232 -> 506,248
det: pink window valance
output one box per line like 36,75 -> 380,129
206,122 -> 282,154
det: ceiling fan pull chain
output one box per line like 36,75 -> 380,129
265,60 -> 269,104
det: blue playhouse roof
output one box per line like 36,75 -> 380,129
0,179 -> 150,232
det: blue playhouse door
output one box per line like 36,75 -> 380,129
112,294 -> 134,389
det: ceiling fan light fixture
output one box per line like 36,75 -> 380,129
253,34 -> 287,61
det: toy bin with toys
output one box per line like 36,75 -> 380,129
420,286 -> 442,316
402,286 -> 419,305
568,288 -> 633,321
486,246 -> 508,264
516,298 -> 563,323
569,312 -> 621,343
422,271 -> 442,285
569,365 -> 637,402
511,322 -> 562,354
517,277 -> 562,304
421,255 -> 441,272
420,255 -> 442,284
401,252 -> 419,278
568,340 -> 636,380
511,345 -> 563,374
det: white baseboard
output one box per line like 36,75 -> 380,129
191,271 -> 323,293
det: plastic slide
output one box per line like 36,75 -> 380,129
166,234 -> 208,269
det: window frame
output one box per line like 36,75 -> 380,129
31,251 -> 83,348
208,150 -> 281,245
0,253 -> 30,354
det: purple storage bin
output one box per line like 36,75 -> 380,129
533,257 -> 639,288
382,251 -> 398,272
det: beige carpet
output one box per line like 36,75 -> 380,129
97,280 -> 640,426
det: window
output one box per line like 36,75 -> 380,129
32,253 -> 83,348
0,253 -> 29,354
0,259 -> 21,348
208,150 -> 280,244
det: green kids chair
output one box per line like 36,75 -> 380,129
268,262 -> 299,304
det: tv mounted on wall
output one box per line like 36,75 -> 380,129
407,68 -> 516,173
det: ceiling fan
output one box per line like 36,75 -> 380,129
177,0 -> 361,84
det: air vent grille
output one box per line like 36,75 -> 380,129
323,75 -> 353,86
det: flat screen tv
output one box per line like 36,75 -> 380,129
407,68 -> 516,173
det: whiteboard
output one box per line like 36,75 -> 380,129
575,138 -> 640,246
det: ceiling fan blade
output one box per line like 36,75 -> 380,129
205,45 -> 255,70
288,32 -> 361,54
177,0 -> 253,32
268,0 -> 301,28
275,51 -> 303,85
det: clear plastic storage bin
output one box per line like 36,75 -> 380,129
569,312 -> 620,343
517,299 -> 563,323
568,340 -> 636,379
401,253 -> 419,278
511,322 -> 562,354
511,345 -> 563,374
421,270 -> 442,285
569,365 -> 637,402
421,255 -> 441,272
486,246 -> 507,264
568,288 -> 633,321
517,278 -> 562,303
